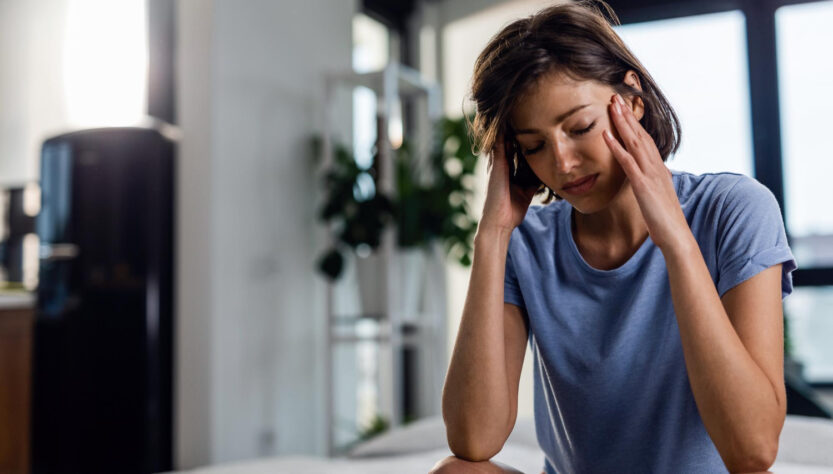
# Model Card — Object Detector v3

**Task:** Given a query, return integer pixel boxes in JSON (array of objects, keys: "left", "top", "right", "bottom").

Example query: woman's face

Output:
[{"left": 510, "top": 72, "right": 641, "bottom": 215}]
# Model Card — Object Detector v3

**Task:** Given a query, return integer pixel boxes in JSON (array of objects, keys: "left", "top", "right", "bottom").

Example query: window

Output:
[
  {"left": 775, "top": 1, "right": 833, "bottom": 385},
  {"left": 615, "top": 11, "right": 754, "bottom": 177},
  {"left": 785, "top": 287, "right": 833, "bottom": 383},
  {"left": 64, "top": 0, "right": 148, "bottom": 127},
  {"left": 581, "top": 0, "right": 833, "bottom": 389},
  {"left": 776, "top": 2, "right": 833, "bottom": 264},
  {"left": 352, "top": 13, "right": 390, "bottom": 170}
]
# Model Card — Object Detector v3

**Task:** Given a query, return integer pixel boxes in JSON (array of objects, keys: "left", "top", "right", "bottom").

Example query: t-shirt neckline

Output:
[{"left": 560, "top": 170, "right": 681, "bottom": 278}]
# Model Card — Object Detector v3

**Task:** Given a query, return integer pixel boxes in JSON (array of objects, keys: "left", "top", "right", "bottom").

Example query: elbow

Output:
[
  {"left": 442, "top": 411, "right": 507, "bottom": 462},
  {"left": 440, "top": 392, "right": 512, "bottom": 462},
  {"left": 446, "top": 432, "right": 504, "bottom": 462},
  {"left": 724, "top": 437, "right": 779, "bottom": 474}
]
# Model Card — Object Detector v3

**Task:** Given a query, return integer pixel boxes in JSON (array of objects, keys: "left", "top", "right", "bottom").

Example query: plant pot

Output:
[
  {"left": 355, "top": 252, "right": 387, "bottom": 319},
  {"left": 397, "top": 247, "right": 426, "bottom": 323}
]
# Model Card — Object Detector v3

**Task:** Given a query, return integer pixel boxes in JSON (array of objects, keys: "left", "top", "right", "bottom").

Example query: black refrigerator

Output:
[{"left": 30, "top": 127, "right": 175, "bottom": 474}]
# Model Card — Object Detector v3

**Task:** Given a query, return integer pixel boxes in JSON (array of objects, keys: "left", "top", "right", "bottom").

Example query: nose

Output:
[{"left": 547, "top": 134, "right": 580, "bottom": 174}]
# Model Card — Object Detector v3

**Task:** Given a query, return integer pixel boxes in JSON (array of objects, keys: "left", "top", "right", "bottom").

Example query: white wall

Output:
[
  {"left": 0, "top": 0, "right": 69, "bottom": 187},
  {"left": 175, "top": 0, "right": 215, "bottom": 467},
  {"left": 176, "top": 0, "right": 356, "bottom": 467}
]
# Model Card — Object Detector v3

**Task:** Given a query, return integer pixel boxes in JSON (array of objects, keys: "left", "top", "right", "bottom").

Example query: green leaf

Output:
[{"left": 317, "top": 249, "right": 344, "bottom": 280}]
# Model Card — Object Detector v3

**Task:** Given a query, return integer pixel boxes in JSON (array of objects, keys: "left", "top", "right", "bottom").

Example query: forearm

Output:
[
  {"left": 662, "top": 234, "right": 784, "bottom": 472},
  {"left": 442, "top": 227, "right": 514, "bottom": 459}
]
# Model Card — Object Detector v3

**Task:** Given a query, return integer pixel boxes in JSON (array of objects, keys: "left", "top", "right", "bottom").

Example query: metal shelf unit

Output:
[{"left": 320, "top": 62, "right": 446, "bottom": 457}]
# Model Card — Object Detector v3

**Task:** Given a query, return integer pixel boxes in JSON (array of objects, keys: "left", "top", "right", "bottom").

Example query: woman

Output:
[{"left": 431, "top": 1, "right": 797, "bottom": 473}]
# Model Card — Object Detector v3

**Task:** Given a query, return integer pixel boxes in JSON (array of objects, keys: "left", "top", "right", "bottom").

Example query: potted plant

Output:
[
  {"left": 394, "top": 117, "right": 479, "bottom": 264},
  {"left": 315, "top": 116, "right": 478, "bottom": 289},
  {"left": 316, "top": 142, "right": 394, "bottom": 281}
]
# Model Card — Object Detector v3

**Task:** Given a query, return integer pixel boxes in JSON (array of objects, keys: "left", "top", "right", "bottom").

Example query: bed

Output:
[{"left": 174, "top": 415, "right": 833, "bottom": 473}]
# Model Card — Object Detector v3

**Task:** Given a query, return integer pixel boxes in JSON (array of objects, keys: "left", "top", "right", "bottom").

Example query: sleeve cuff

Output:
[
  {"left": 504, "top": 283, "right": 526, "bottom": 309},
  {"left": 717, "top": 246, "right": 798, "bottom": 299}
]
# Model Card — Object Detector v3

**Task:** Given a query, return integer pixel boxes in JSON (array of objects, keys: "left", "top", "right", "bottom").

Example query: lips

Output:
[
  {"left": 563, "top": 174, "right": 597, "bottom": 190},
  {"left": 561, "top": 173, "right": 599, "bottom": 196}
]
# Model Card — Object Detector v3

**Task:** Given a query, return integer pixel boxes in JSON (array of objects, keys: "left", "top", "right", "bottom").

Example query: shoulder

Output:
[
  {"left": 513, "top": 201, "right": 565, "bottom": 240},
  {"left": 673, "top": 170, "right": 786, "bottom": 253},
  {"left": 507, "top": 201, "right": 566, "bottom": 256},
  {"left": 672, "top": 169, "right": 777, "bottom": 214},
  {"left": 673, "top": 169, "right": 746, "bottom": 200}
]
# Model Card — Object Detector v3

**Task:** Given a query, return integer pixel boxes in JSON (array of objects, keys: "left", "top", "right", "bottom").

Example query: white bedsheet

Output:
[
  {"left": 172, "top": 415, "right": 833, "bottom": 473},
  {"left": 175, "top": 446, "right": 833, "bottom": 474},
  {"left": 178, "top": 444, "right": 544, "bottom": 474}
]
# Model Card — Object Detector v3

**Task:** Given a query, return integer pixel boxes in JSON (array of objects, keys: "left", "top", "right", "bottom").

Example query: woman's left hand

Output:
[{"left": 602, "top": 93, "right": 691, "bottom": 252}]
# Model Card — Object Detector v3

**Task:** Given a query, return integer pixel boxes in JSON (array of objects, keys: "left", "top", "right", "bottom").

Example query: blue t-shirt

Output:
[{"left": 503, "top": 170, "right": 797, "bottom": 474}]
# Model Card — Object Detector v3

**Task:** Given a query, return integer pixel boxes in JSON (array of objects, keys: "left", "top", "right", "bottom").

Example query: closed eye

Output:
[
  {"left": 523, "top": 143, "right": 544, "bottom": 155},
  {"left": 521, "top": 120, "right": 597, "bottom": 155},
  {"left": 573, "top": 120, "right": 597, "bottom": 136}
]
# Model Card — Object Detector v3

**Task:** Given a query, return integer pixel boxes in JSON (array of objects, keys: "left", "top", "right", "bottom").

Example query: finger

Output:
[
  {"left": 603, "top": 129, "right": 642, "bottom": 184},
  {"left": 615, "top": 94, "right": 650, "bottom": 143},
  {"left": 609, "top": 96, "right": 640, "bottom": 152},
  {"left": 614, "top": 94, "right": 666, "bottom": 175},
  {"left": 490, "top": 134, "right": 508, "bottom": 169}
]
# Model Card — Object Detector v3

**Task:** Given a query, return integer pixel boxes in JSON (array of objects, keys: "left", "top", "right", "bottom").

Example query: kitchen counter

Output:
[
  {"left": 0, "top": 291, "right": 35, "bottom": 309},
  {"left": 0, "top": 292, "right": 34, "bottom": 474}
]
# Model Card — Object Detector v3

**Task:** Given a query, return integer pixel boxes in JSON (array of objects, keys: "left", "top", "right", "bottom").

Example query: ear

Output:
[{"left": 622, "top": 70, "right": 645, "bottom": 121}]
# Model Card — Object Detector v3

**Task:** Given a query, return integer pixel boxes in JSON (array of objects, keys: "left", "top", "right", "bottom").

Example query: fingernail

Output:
[
  {"left": 616, "top": 94, "right": 625, "bottom": 105},
  {"left": 612, "top": 100, "right": 620, "bottom": 114}
]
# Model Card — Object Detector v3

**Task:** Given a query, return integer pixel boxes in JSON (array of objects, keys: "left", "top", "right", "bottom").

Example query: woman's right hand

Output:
[{"left": 479, "top": 135, "right": 538, "bottom": 234}]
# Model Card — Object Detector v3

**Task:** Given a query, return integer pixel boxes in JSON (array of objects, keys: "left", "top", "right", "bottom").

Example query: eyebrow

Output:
[{"left": 514, "top": 104, "right": 591, "bottom": 135}]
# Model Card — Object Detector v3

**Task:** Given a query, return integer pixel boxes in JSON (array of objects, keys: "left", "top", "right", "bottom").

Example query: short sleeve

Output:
[
  {"left": 715, "top": 176, "right": 797, "bottom": 299},
  {"left": 504, "top": 238, "right": 526, "bottom": 309}
]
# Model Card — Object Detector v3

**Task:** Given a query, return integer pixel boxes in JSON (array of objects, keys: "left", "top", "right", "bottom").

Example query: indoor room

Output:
[{"left": 1, "top": 0, "right": 832, "bottom": 473}]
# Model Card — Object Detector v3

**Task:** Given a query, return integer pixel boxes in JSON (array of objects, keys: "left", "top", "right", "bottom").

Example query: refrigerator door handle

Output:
[{"left": 39, "top": 243, "right": 80, "bottom": 261}]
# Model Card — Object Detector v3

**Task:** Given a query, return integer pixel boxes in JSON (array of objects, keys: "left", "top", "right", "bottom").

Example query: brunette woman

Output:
[{"left": 432, "top": 2, "right": 796, "bottom": 473}]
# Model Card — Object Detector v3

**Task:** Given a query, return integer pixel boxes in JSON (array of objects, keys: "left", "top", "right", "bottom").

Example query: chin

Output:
[
  {"left": 566, "top": 187, "right": 620, "bottom": 215},
  {"left": 570, "top": 200, "right": 603, "bottom": 215}
]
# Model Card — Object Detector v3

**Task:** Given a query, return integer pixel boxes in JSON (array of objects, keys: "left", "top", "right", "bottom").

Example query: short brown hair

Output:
[{"left": 468, "top": 0, "right": 681, "bottom": 202}]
